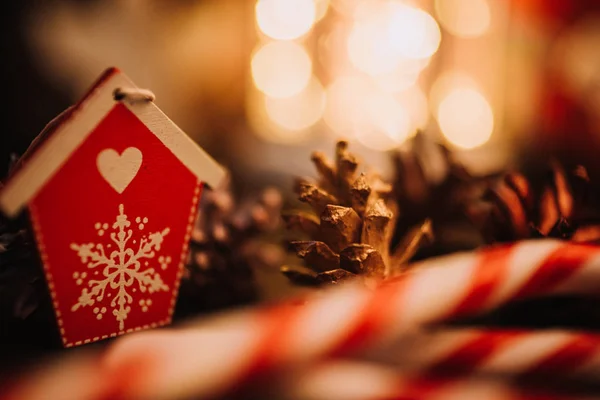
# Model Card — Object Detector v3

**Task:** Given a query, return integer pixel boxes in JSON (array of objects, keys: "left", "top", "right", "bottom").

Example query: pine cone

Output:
[
  {"left": 392, "top": 133, "right": 494, "bottom": 255},
  {"left": 282, "top": 141, "right": 433, "bottom": 287},
  {"left": 0, "top": 164, "right": 61, "bottom": 365},
  {"left": 176, "top": 177, "right": 285, "bottom": 317},
  {"left": 0, "top": 216, "right": 43, "bottom": 321},
  {"left": 468, "top": 162, "right": 600, "bottom": 243}
]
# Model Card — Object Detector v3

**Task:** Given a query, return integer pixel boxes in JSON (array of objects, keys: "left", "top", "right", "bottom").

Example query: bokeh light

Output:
[
  {"left": 330, "top": 0, "right": 363, "bottom": 18},
  {"left": 251, "top": 0, "right": 445, "bottom": 149},
  {"left": 315, "top": 0, "right": 330, "bottom": 21},
  {"left": 435, "top": 0, "right": 491, "bottom": 38},
  {"left": 388, "top": 3, "right": 441, "bottom": 60},
  {"left": 347, "top": 16, "right": 401, "bottom": 75},
  {"left": 248, "top": 89, "right": 314, "bottom": 144},
  {"left": 318, "top": 22, "right": 352, "bottom": 78},
  {"left": 324, "top": 76, "right": 414, "bottom": 150},
  {"left": 256, "top": 0, "right": 316, "bottom": 40},
  {"left": 437, "top": 88, "right": 494, "bottom": 149},
  {"left": 251, "top": 41, "right": 312, "bottom": 99},
  {"left": 347, "top": 2, "right": 440, "bottom": 76},
  {"left": 396, "top": 85, "right": 429, "bottom": 132},
  {"left": 265, "top": 77, "right": 326, "bottom": 131},
  {"left": 356, "top": 90, "right": 412, "bottom": 151},
  {"left": 552, "top": 16, "right": 600, "bottom": 109},
  {"left": 372, "top": 58, "right": 429, "bottom": 93},
  {"left": 324, "top": 76, "right": 370, "bottom": 134},
  {"left": 430, "top": 71, "right": 478, "bottom": 109}
]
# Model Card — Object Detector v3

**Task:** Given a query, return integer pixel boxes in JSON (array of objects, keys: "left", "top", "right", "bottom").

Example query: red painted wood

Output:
[{"left": 30, "top": 103, "right": 200, "bottom": 346}]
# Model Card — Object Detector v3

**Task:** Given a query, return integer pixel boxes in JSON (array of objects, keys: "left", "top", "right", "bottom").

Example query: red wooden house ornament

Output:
[{"left": 0, "top": 68, "right": 226, "bottom": 347}]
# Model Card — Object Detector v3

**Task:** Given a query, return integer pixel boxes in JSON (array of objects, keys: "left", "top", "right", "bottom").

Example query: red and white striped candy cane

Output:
[
  {"left": 4, "top": 356, "right": 596, "bottom": 400},
  {"left": 103, "top": 240, "right": 600, "bottom": 399},
  {"left": 1, "top": 353, "right": 118, "bottom": 400},
  {"left": 270, "top": 361, "right": 595, "bottom": 400},
  {"left": 368, "top": 328, "right": 600, "bottom": 381}
]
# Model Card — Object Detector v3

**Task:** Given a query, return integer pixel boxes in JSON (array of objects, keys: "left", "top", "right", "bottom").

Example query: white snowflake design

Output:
[{"left": 70, "top": 204, "right": 171, "bottom": 331}]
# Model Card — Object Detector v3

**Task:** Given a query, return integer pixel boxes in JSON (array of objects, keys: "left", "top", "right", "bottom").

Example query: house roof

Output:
[{"left": 0, "top": 67, "right": 226, "bottom": 217}]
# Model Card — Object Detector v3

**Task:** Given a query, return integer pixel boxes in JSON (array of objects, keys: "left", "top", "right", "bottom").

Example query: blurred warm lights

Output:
[
  {"left": 318, "top": 22, "right": 352, "bottom": 78},
  {"left": 347, "top": 2, "right": 440, "bottom": 76},
  {"left": 437, "top": 88, "right": 494, "bottom": 149},
  {"left": 347, "top": 18, "right": 400, "bottom": 75},
  {"left": 265, "top": 77, "right": 326, "bottom": 131},
  {"left": 373, "top": 58, "right": 429, "bottom": 93},
  {"left": 256, "top": 0, "right": 316, "bottom": 40},
  {"left": 315, "top": 0, "right": 330, "bottom": 21},
  {"left": 324, "top": 76, "right": 415, "bottom": 151},
  {"left": 435, "top": 0, "right": 491, "bottom": 38},
  {"left": 250, "top": 0, "right": 500, "bottom": 153},
  {"left": 396, "top": 85, "right": 429, "bottom": 131},
  {"left": 553, "top": 17, "right": 600, "bottom": 104},
  {"left": 248, "top": 90, "right": 314, "bottom": 144},
  {"left": 429, "top": 71, "right": 478, "bottom": 109},
  {"left": 388, "top": 4, "right": 441, "bottom": 60},
  {"left": 357, "top": 91, "right": 412, "bottom": 151},
  {"left": 251, "top": 41, "right": 312, "bottom": 98},
  {"left": 324, "top": 76, "right": 370, "bottom": 134},
  {"left": 330, "top": 0, "right": 363, "bottom": 17}
]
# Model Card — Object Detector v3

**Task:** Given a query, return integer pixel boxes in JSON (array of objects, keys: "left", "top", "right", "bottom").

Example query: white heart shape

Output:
[{"left": 96, "top": 147, "right": 143, "bottom": 194}]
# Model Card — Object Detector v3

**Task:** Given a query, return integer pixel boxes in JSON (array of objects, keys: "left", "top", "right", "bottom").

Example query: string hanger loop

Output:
[{"left": 113, "top": 87, "right": 155, "bottom": 103}]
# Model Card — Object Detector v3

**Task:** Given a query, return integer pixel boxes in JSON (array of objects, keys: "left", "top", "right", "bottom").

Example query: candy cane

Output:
[
  {"left": 5, "top": 357, "right": 596, "bottom": 400},
  {"left": 265, "top": 361, "right": 595, "bottom": 400},
  {"left": 1, "top": 353, "right": 118, "bottom": 400},
  {"left": 366, "top": 328, "right": 600, "bottom": 381},
  {"left": 103, "top": 240, "right": 600, "bottom": 399}
]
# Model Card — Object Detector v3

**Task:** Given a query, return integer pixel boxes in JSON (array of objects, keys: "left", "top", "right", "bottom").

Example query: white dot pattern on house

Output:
[
  {"left": 139, "top": 298, "right": 153, "bottom": 312},
  {"left": 93, "top": 306, "right": 107, "bottom": 320}
]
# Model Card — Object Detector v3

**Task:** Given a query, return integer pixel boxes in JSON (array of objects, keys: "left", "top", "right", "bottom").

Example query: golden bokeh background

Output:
[{"left": 2, "top": 0, "right": 600, "bottom": 185}]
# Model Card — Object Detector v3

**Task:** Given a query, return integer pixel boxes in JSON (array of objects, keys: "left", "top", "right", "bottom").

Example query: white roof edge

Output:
[
  {"left": 0, "top": 69, "right": 225, "bottom": 217},
  {"left": 124, "top": 100, "right": 226, "bottom": 190}
]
